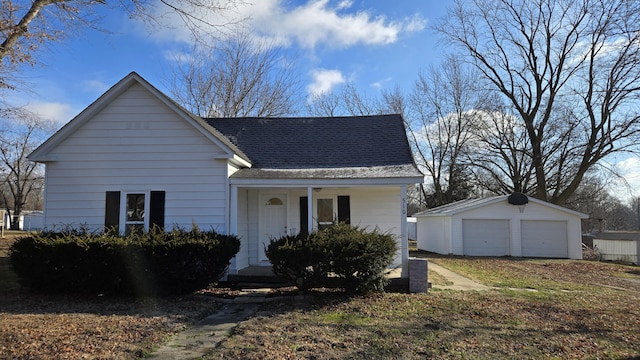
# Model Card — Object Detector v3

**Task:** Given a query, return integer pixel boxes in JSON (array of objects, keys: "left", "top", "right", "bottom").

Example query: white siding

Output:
[
  {"left": 416, "top": 216, "right": 451, "bottom": 254},
  {"left": 43, "top": 83, "right": 229, "bottom": 232},
  {"left": 593, "top": 239, "right": 638, "bottom": 264},
  {"left": 407, "top": 217, "right": 417, "bottom": 240}
]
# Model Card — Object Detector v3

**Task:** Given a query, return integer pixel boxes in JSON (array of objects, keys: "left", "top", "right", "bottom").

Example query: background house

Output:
[
  {"left": 414, "top": 194, "right": 588, "bottom": 259},
  {"left": 27, "top": 72, "right": 424, "bottom": 277}
]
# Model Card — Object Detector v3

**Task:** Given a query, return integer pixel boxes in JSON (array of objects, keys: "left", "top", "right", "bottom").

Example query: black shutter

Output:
[
  {"left": 300, "top": 196, "right": 308, "bottom": 234},
  {"left": 105, "top": 191, "right": 120, "bottom": 234},
  {"left": 150, "top": 191, "right": 166, "bottom": 231},
  {"left": 337, "top": 196, "right": 350, "bottom": 224}
]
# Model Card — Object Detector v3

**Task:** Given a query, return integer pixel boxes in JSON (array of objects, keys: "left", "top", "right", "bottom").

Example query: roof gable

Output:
[
  {"left": 414, "top": 195, "right": 588, "bottom": 218},
  {"left": 28, "top": 72, "right": 249, "bottom": 165},
  {"left": 206, "top": 115, "right": 416, "bottom": 169}
]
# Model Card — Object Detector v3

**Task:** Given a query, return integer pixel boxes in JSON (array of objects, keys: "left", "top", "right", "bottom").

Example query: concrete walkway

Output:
[
  {"left": 148, "top": 303, "right": 259, "bottom": 360},
  {"left": 427, "top": 261, "right": 492, "bottom": 291}
]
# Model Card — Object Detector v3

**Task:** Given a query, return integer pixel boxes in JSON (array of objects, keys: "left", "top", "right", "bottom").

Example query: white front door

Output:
[{"left": 259, "top": 194, "right": 287, "bottom": 262}]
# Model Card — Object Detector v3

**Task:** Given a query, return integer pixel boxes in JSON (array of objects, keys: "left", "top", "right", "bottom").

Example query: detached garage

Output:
[{"left": 414, "top": 194, "right": 588, "bottom": 259}]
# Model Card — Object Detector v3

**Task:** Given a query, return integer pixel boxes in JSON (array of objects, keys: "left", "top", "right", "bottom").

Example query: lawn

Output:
[
  {"left": 211, "top": 254, "right": 640, "bottom": 359},
  {"left": 1, "top": 233, "right": 639, "bottom": 359}
]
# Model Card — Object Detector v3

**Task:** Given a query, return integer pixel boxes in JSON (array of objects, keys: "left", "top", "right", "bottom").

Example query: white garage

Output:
[{"left": 414, "top": 194, "right": 587, "bottom": 259}]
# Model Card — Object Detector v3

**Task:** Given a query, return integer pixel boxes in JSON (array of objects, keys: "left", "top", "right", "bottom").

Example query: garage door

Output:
[
  {"left": 521, "top": 220, "right": 568, "bottom": 258},
  {"left": 462, "top": 219, "right": 510, "bottom": 256}
]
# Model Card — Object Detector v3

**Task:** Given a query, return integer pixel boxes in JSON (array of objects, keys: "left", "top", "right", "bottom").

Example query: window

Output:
[
  {"left": 104, "top": 191, "right": 165, "bottom": 234},
  {"left": 300, "top": 195, "right": 350, "bottom": 232},
  {"left": 266, "top": 197, "right": 283, "bottom": 206},
  {"left": 317, "top": 198, "right": 334, "bottom": 230},
  {"left": 125, "top": 193, "right": 145, "bottom": 235}
]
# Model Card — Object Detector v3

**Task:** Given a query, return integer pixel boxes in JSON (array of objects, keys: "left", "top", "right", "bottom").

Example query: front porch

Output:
[{"left": 229, "top": 185, "right": 411, "bottom": 278}]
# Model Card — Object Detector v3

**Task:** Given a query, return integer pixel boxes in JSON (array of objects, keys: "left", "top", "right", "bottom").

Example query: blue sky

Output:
[
  {"left": 7, "top": 0, "right": 639, "bottom": 201},
  {"left": 12, "top": 0, "right": 447, "bottom": 123}
]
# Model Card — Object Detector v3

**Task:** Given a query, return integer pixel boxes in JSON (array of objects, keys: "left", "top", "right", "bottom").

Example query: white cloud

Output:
[
  {"left": 370, "top": 77, "right": 392, "bottom": 89},
  {"left": 140, "top": 0, "right": 426, "bottom": 50},
  {"left": 82, "top": 79, "right": 110, "bottom": 95},
  {"left": 307, "top": 68, "right": 345, "bottom": 96},
  {"left": 26, "top": 101, "right": 77, "bottom": 124},
  {"left": 163, "top": 49, "right": 195, "bottom": 64}
]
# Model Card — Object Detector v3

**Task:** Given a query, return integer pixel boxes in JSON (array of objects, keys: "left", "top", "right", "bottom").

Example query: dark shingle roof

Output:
[{"left": 205, "top": 114, "right": 416, "bottom": 169}]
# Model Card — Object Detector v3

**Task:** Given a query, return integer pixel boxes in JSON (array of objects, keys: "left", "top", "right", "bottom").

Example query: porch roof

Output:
[{"left": 230, "top": 164, "right": 423, "bottom": 180}]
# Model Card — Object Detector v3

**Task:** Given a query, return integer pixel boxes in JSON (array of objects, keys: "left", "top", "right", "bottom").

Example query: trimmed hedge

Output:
[
  {"left": 9, "top": 227, "right": 240, "bottom": 296},
  {"left": 265, "top": 223, "right": 398, "bottom": 294},
  {"left": 265, "top": 232, "right": 330, "bottom": 291}
]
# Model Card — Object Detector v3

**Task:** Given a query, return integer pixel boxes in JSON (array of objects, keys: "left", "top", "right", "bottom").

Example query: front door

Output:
[{"left": 259, "top": 194, "right": 287, "bottom": 262}]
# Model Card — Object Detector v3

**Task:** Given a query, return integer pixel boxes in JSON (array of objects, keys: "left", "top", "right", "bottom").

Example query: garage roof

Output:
[{"left": 413, "top": 195, "right": 589, "bottom": 218}]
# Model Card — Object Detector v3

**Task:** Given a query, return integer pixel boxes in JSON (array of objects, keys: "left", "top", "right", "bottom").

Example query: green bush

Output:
[
  {"left": 264, "top": 232, "right": 330, "bottom": 291},
  {"left": 265, "top": 223, "right": 398, "bottom": 294},
  {"left": 9, "top": 227, "right": 240, "bottom": 296},
  {"left": 316, "top": 223, "right": 397, "bottom": 294}
]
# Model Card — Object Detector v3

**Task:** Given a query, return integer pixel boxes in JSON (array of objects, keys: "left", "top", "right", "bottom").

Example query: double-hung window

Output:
[
  {"left": 317, "top": 198, "right": 334, "bottom": 230},
  {"left": 125, "top": 193, "right": 146, "bottom": 235},
  {"left": 105, "top": 190, "right": 165, "bottom": 234},
  {"left": 300, "top": 195, "right": 350, "bottom": 233}
]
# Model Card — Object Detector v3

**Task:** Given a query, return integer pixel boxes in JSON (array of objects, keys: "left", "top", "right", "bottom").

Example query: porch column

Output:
[
  {"left": 307, "top": 186, "right": 313, "bottom": 232},
  {"left": 400, "top": 185, "right": 409, "bottom": 278},
  {"left": 228, "top": 184, "right": 238, "bottom": 275}
]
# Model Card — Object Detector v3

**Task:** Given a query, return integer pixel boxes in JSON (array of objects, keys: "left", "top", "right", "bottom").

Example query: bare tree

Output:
[
  {"left": 167, "top": 34, "right": 301, "bottom": 117},
  {"left": 0, "top": 107, "right": 54, "bottom": 229},
  {"left": 437, "top": 0, "right": 640, "bottom": 205},
  {"left": 380, "top": 86, "right": 406, "bottom": 116},
  {"left": 306, "top": 91, "right": 342, "bottom": 117},
  {"left": 341, "top": 83, "right": 382, "bottom": 116},
  {"left": 405, "top": 58, "right": 483, "bottom": 207},
  {"left": 631, "top": 196, "right": 640, "bottom": 231},
  {"left": 0, "top": 0, "right": 243, "bottom": 90},
  {"left": 566, "top": 174, "right": 635, "bottom": 231},
  {"left": 305, "top": 82, "right": 388, "bottom": 117},
  {"left": 467, "top": 104, "right": 536, "bottom": 195}
]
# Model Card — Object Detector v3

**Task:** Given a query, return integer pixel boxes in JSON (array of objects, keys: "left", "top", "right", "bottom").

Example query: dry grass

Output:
[
  {"left": 211, "top": 255, "right": 640, "bottom": 359},
  {"left": 2, "top": 234, "right": 640, "bottom": 359}
]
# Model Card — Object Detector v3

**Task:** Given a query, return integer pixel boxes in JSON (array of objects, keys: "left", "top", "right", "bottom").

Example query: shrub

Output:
[
  {"left": 9, "top": 227, "right": 240, "bottom": 296},
  {"left": 265, "top": 223, "right": 398, "bottom": 294},
  {"left": 316, "top": 223, "right": 397, "bottom": 294},
  {"left": 264, "top": 232, "right": 330, "bottom": 291}
]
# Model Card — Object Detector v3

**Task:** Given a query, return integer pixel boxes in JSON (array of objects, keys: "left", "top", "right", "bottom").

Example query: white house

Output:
[
  {"left": 414, "top": 194, "right": 588, "bottom": 259},
  {"left": 27, "top": 72, "right": 424, "bottom": 277}
]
